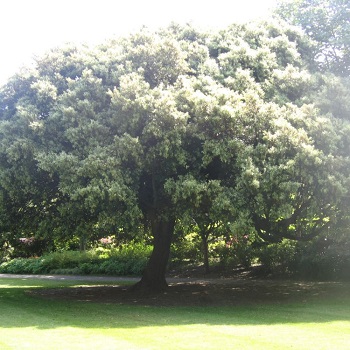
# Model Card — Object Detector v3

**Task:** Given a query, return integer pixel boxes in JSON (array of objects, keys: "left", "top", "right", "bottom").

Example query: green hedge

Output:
[{"left": 0, "top": 243, "right": 152, "bottom": 276}]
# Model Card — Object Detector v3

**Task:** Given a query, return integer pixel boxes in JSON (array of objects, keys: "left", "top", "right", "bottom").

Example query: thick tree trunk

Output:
[{"left": 131, "top": 218, "right": 175, "bottom": 293}]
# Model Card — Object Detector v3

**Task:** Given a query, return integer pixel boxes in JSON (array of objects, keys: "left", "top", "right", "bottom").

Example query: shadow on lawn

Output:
[
  {"left": 26, "top": 279, "right": 350, "bottom": 305},
  {"left": 0, "top": 278, "right": 350, "bottom": 330}
]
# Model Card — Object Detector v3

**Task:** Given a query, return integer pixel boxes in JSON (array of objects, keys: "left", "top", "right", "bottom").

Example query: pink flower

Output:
[
  {"left": 100, "top": 237, "right": 113, "bottom": 245},
  {"left": 19, "top": 237, "right": 35, "bottom": 245}
]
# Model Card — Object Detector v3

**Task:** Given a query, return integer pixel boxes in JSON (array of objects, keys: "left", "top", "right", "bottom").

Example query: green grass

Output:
[{"left": 0, "top": 277, "right": 350, "bottom": 349}]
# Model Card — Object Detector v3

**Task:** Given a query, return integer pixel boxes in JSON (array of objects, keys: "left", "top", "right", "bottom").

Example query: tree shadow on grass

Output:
[
  {"left": 26, "top": 279, "right": 350, "bottom": 306},
  {"left": 0, "top": 278, "right": 350, "bottom": 330}
]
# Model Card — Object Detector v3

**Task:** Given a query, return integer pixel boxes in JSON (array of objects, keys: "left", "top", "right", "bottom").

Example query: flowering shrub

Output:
[
  {"left": 19, "top": 237, "right": 35, "bottom": 245},
  {"left": 99, "top": 237, "right": 113, "bottom": 245},
  {"left": 98, "top": 236, "right": 116, "bottom": 246}
]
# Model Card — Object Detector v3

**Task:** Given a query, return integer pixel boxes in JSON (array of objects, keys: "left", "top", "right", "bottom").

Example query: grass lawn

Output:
[{"left": 0, "top": 276, "right": 349, "bottom": 349}]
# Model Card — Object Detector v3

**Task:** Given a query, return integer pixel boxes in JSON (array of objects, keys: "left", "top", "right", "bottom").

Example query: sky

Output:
[{"left": 0, "top": 0, "right": 278, "bottom": 86}]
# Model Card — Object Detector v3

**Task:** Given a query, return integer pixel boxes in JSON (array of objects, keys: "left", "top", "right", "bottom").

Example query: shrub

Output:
[
  {"left": 255, "top": 239, "right": 298, "bottom": 275},
  {"left": 251, "top": 235, "right": 350, "bottom": 281},
  {"left": 0, "top": 242, "right": 13, "bottom": 263},
  {"left": 0, "top": 257, "right": 45, "bottom": 274},
  {"left": 0, "top": 242, "right": 152, "bottom": 276},
  {"left": 170, "top": 234, "right": 202, "bottom": 268},
  {"left": 288, "top": 237, "right": 350, "bottom": 281},
  {"left": 213, "top": 236, "right": 254, "bottom": 269}
]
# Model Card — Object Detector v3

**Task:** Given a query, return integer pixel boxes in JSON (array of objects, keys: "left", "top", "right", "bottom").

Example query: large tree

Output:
[{"left": 0, "top": 21, "right": 348, "bottom": 291}]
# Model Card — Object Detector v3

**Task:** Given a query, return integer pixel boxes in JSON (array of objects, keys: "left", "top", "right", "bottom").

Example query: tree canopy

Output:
[
  {"left": 276, "top": 0, "right": 350, "bottom": 76},
  {"left": 0, "top": 17, "right": 349, "bottom": 290}
]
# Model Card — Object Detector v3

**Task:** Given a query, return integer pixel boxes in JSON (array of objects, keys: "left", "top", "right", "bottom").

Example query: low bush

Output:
[
  {"left": 170, "top": 234, "right": 202, "bottom": 268},
  {"left": 214, "top": 239, "right": 254, "bottom": 269},
  {"left": 288, "top": 238, "right": 350, "bottom": 281},
  {"left": 0, "top": 257, "right": 45, "bottom": 274},
  {"left": 254, "top": 239, "right": 298, "bottom": 275},
  {"left": 0, "top": 242, "right": 152, "bottom": 276},
  {"left": 251, "top": 235, "right": 350, "bottom": 281}
]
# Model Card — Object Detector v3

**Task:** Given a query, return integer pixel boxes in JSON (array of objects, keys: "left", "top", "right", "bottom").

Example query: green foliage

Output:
[
  {"left": 250, "top": 229, "right": 350, "bottom": 281},
  {"left": 276, "top": 0, "right": 350, "bottom": 76},
  {"left": 0, "top": 241, "right": 13, "bottom": 262},
  {"left": 0, "top": 20, "right": 349, "bottom": 283},
  {"left": 0, "top": 257, "right": 44, "bottom": 274},
  {"left": 289, "top": 235, "right": 350, "bottom": 280},
  {"left": 255, "top": 239, "right": 298, "bottom": 274},
  {"left": 215, "top": 238, "right": 255, "bottom": 269},
  {"left": 170, "top": 232, "right": 202, "bottom": 267},
  {"left": 0, "top": 243, "right": 152, "bottom": 276}
]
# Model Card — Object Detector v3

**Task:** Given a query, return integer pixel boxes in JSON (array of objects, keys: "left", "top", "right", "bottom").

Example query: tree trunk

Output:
[
  {"left": 79, "top": 235, "right": 87, "bottom": 252},
  {"left": 131, "top": 218, "right": 175, "bottom": 293},
  {"left": 202, "top": 234, "right": 210, "bottom": 274}
]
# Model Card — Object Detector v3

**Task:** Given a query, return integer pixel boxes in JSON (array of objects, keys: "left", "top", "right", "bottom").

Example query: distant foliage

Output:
[{"left": 276, "top": 0, "right": 350, "bottom": 76}]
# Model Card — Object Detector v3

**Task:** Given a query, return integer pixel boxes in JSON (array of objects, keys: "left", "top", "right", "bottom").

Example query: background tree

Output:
[
  {"left": 275, "top": 0, "right": 350, "bottom": 253},
  {"left": 276, "top": 0, "right": 350, "bottom": 76}
]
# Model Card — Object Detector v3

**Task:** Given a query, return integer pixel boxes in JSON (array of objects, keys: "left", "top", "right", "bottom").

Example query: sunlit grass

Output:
[{"left": 0, "top": 277, "right": 349, "bottom": 349}]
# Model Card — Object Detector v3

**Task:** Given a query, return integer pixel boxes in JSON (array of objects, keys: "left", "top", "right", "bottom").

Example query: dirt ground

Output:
[{"left": 26, "top": 276, "right": 350, "bottom": 307}]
